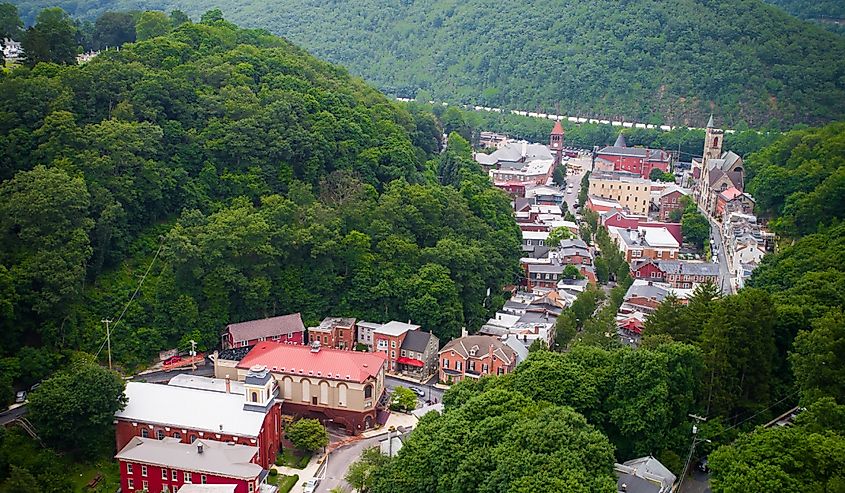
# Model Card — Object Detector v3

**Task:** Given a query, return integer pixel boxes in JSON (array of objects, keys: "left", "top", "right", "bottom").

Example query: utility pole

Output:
[
  {"left": 101, "top": 318, "right": 113, "bottom": 370},
  {"left": 678, "top": 414, "right": 710, "bottom": 491},
  {"left": 189, "top": 340, "right": 197, "bottom": 372}
]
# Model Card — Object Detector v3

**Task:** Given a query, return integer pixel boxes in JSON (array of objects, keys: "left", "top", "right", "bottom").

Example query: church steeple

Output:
[
  {"left": 614, "top": 132, "right": 627, "bottom": 148},
  {"left": 706, "top": 114, "right": 715, "bottom": 129},
  {"left": 550, "top": 120, "right": 564, "bottom": 166}
]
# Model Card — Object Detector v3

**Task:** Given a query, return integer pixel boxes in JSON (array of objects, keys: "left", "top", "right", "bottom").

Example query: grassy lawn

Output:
[
  {"left": 276, "top": 448, "right": 312, "bottom": 468},
  {"left": 269, "top": 473, "right": 299, "bottom": 493},
  {"left": 68, "top": 458, "right": 120, "bottom": 492}
]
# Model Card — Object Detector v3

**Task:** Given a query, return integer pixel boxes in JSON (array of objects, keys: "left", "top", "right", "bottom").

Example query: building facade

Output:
[
  {"left": 222, "top": 313, "right": 306, "bottom": 349},
  {"left": 236, "top": 341, "right": 387, "bottom": 434},
  {"left": 439, "top": 335, "right": 517, "bottom": 384},
  {"left": 595, "top": 133, "right": 671, "bottom": 179},
  {"left": 116, "top": 437, "right": 272, "bottom": 493},
  {"left": 608, "top": 226, "right": 680, "bottom": 262},
  {"left": 658, "top": 187, "right": 688, "bottom": 221},
  {"left": 373, "top": 321, "right": 420, "bottom": 373},
  {"left": 115, "top": 374, "right": 281, "bottom": 470},
  {"left": 308, "top": 317, "right": 356, "bottom": 350},
  {"left": 588, "top": 171, "right": 652, "bottom": 215}
]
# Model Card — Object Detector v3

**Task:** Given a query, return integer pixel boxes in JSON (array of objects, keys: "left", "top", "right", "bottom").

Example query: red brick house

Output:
[
  {"left": 372, "top": 321, "right": 421, "bottom": 373},
  {"left": 439, "top": 335, "right": 516, "bottom": 384},
  {"left": 658, "top": 187, "right": 688, "bottom": 221},
  {"left": 308, "top": 317, "right": 356, "bottom": 350},
  {"left": 493, "top": 181, "right": 527, "bottom": 197},
  {"left": 222, "top": 313, "right": 306, "bottom": 349},
  {"left": 115, "top": 372, "right": 281, "bottom": 470},
  {"left": 630, "top": 259, "right": 720, "bottom": 289},
  {"left": 603, "top": 211, "right": 683, "bottom": 245},
  {"left": 596, "top": 133, "right": 671, "bottom": 179},
  {"left": 116, "top": 437, "right": 272, "bottom": 493},
  {"left": 236, "top": 341, "right": 387, "bottom": 434}
]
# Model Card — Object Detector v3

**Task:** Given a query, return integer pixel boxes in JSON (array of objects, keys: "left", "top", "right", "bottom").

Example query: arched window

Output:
[
  {"left": 364, "top": 384, "right": 373, "bottom": 399},
  {"left": 251, "top": 391, "right": 258, "bottom": 402},
  {"left": 713, "top": 137, "right": 719, "bottom": 148}
]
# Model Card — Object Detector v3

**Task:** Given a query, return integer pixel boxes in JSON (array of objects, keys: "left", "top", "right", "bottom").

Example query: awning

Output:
[{"left": 396, "top": 357, "right": 425, "bottom": 368}]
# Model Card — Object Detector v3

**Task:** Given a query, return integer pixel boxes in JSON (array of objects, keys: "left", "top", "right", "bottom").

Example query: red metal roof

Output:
[
  {"left": 395, "top": 356, "right": 424, "bottom": 368},
  {"left": 237, "top": 342, "right": 386, "bottom": 383},
  {"left": 551, "top": 120, "right": 564, "bottom": 135}
]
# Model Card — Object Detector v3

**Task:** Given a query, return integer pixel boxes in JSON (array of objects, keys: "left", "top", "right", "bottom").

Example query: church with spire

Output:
[{"left": 692, "top": 115, "right": 746, "bottom": 217}]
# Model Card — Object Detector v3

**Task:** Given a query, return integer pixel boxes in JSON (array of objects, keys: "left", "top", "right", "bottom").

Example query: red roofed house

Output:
[
  {"left": 596, "top": 133, "right": 671, "bottom": 179},
  {"left": 115, "top": 367, "right": 281, "bottom": 470},
  {"left": 236, "top": 341, "right": 387, "bottom": 434},
  {"left": 222, "top": 313, "right": 306, "bottom": 349},
  {"left": 116, "top": 437, "right": 272, "bottom": 493},
  {"left": 715, "top": 187, "right": 755, "bottom": 219},
  {"left": 438, "top": 335, "right": 516, "bottom": 384}
]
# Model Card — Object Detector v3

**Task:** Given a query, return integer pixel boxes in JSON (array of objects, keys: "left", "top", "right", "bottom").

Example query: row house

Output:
[
  {"left": 234, "top": 341, "right": 387, "bottom": 434},
  {"left": 631, "top": 259, "right": 720, "bottom": 289},
  {"left": 116, "top": 437, "right": 274, "bottom": 493},
  {"left": 308, "top": 317, "right": 356, "bottom": 350},
  {"left": 524, "top": 185, "right": 566, "bottom": 206},
  {"left": 356, "top": 321, "right": 382, "bottom": 350},
  {"left": 715, "top": 187, "right": 755, "bottom": 220},
  {"left": 586, "top": 195, "right": 625, "bottom": 214},
  {"left": 608, "top": 226, "right": 680, "bottom": 262},
  {"left": 595, "top": 133, "right": 671, "bottom": 179},
  {"left": 439, "top": 335, "right": 517, "bottom": 384},
  {"left": 222, "top": 313, "right": 306, "bottom": 349},
  {"left": 115, "top": 368, "right": 281, "bottom": 470}
]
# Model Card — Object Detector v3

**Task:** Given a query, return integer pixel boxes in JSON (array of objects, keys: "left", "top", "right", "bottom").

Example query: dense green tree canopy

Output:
[
  {"left": 285, "top": 418, "right": 328, "bottom": 452},
  {"left": 11, "top": 0, "right": 845, "bottom": 126}
]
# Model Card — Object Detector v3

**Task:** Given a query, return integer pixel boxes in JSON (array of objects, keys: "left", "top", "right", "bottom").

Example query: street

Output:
[
  {"left": 562, "top": 155, "right": 593, "bottom": 213},
  {"left": 705, "top": 214, "right": 734, "bottom": 294},
  {"left": 314, "top": 434, "right": 384, "bottom": 492},
  {"left": 0, "top": 404, "right": 27, "bottom": 426},
  {"left": 384, "top": 375, "right": 444, "bottom": 406}
]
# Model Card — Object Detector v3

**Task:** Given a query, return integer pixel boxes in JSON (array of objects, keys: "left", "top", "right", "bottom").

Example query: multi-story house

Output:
[
  {"left": 356, "top": 321, "right": 382, "bottom": 350},
  {"left": 115, "top": 367, "right": 281, "bottom": 469},
  {"left": 235, "top": 341, "right": 387, "bottom": 434},
  {"left": 398, "top": 330, "right": 440, "bottom": 380},
  {"left": 438, "top": 335, "right": 517, "bottom": 384},
  {"left": 221, "top": 313, "right": 306, "bottom": 349},
  {"left": 657, "top": 186, "right": 688, "bottom": 221},
  {"left": 308, "top": 317, "right": 356, "bottom": 350},
  {"left": 608, "top": 226, "right": 679, "bottom": 262},
  {"left": 373, "top": 321, "right": 420, "bottom": 373},
  {"left": 116, "top": 437, "right": 274, "bottom": 493}
]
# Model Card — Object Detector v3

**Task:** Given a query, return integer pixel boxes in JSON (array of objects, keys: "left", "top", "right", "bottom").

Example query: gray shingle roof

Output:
[
  {"left": 400, "top": 330, "right": 436, "bottom": 353},
  {"left": 115, "top": 437, "right": 261, "bottom": 479},
  {"left": 226, "top": 313, "right": 305, "bottom": 341}
]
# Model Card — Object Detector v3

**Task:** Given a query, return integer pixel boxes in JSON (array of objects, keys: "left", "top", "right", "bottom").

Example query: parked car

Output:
[
  {"left": 14, "top": 391, "right": 26, "bottom": 403},
  {"left": 408, "top": 386, "right": 425, "bottom": 398},
  {"left": 302, "top": 478, "right": 319, "bottom": 493},
  {"left": 163, "top": 355, "right": 182, "bottom": 367}
]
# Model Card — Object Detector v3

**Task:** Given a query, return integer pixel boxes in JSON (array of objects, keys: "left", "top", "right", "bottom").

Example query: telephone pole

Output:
[
  {"left": 678, "top": 414, "right": 710, "bottom": 491},
  {"left": 101, "top": 318, "right": 113, "bottom": 370},
  {"left": 189, "top": 340, "right": 197, "bottom": 372}
]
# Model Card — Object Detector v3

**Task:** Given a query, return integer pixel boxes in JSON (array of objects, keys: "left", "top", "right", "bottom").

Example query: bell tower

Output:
[
  {"left": 550, "top": 119, "right": 564, "bottom": 166},
  {"left": 703, "top": 114, "right": 724, "bottom": 162}
]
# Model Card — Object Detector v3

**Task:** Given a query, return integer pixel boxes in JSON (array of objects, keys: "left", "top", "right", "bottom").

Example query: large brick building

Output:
[
  {"left": 588, "top": 171, "right": 653, "bottom": 215},
  {"left": 235, "top": 341, "right": 387, "bottom": 434},
  {"left": 595, "top": 133, "right": 671, "bottom": 179},
  {"left": 630, "top": 259, "right": 720, "bottom": 289},
  {"left": 438, "top": 335, "right": 517, "bottom": 384},
  {"left": 115, "top": 370, "right": 281, "bottom": 470},
  {"left": 116, "top": 437, "right": 273, "bottom": 493},
  {"left": 222, "top": 313, "right": 306, "bottom": 349}
]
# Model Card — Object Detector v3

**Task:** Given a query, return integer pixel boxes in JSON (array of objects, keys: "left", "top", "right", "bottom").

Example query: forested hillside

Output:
[
  {"left": 763, "top": 0, "right": 845, "bottom": 33},
  {"left": 10, "top": 0, "right": 845, "bottom": 127},
  {"left": 0, "top": 11, "right": 520, "bottom": 399}
]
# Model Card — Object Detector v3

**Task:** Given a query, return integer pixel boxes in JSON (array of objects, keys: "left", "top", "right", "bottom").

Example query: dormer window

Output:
[{"left": 469, "top": 346, "right": 478, "bottom": 357}]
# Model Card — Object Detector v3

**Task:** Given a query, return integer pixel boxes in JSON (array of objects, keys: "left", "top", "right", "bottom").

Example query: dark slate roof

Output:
[
  {"left": 401, "top": 330, "right": 435, "bottom": 353},
  {"left": 617, "top": 473, "right": 662, "bottom": 493},
  {"left": 707, "top": 114, "right": 715, "bottom": 128},
  {"left": 514, "top": 197, "right": 534, "bottom": 212},
  {"left": 226, "top": 313, "right": 305, "bottom": 341},
  {"left": 217, "top": 345, "right": 253, "bottom": 362},
  {"left": 596, "top": 146, "right": 670, "bottom": 162},
  {"left": 614, "top": 133, "right": 627, "bottom": 147}
]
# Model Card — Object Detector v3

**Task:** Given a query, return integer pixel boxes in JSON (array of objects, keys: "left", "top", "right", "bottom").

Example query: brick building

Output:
[
  {"left": 631, "top": 259, "right": 720, "bottom": 289},
  {"left": 115, "top": 370, "right": 281, "bottom": 470},
  {"left": 657, "top": 186, "right": 689, "bottom": 221},
  {"left": 595, "top": 133, "right": 671, "bottom": 179},
  {"left": 607, "top": 226, "right": 680, "bottom": 262},
  {"left": 222, "top": 313, "right": 306, "bottom": 349},
  {"left": 372, "top": 321, "right": 420, "bottom": 373},
  {"left": 438, "top": 335, "right": 517, "bottom": 384},
  {"left": 116, "top": 437, "right": 273, "bottom": 493},
  {"left": 235, "top": 341, "right": 387, "bottom": 434},
  {"left": 308, "top": 317, "right": 356, "bottom": 350}
]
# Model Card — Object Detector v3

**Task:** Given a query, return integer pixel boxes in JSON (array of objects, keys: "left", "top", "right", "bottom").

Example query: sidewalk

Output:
[{"left": 274, "top": 454, "right": 323, "bottom": 493}]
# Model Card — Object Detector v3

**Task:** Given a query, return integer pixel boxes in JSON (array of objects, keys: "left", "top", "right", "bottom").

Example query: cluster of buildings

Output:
[{"left": 594, "top": 133, "right": 672, "bottom": 179}]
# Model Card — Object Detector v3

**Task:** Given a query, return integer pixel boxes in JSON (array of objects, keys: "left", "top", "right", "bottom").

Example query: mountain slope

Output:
[
  {"left": 11, "top": 0, "right": 845, "bottom": 127},
  {"left": 763, "top": 0, "right": 845, "bottom": 33}
]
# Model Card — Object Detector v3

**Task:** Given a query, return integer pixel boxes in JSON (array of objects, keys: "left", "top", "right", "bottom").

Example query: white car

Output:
[{"left": 303, "top": 478, "right": 319, "bottom": 493}]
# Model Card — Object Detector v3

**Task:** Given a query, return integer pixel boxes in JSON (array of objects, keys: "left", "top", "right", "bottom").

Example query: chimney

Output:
[
  {"left": 197, "top": 443, "right": 204, "bottom": 454},
  {"left": 489, "top": 344, "right": 494, "bottom": 361},
  {"left": 225, "top": 377, "right": 231, "bottom": 394},
  {"left": 461, "top": 326, "right": 468, "bottom": 338},
  {"left": 521, "top": 141, "right": 528, "bottom": 161}
]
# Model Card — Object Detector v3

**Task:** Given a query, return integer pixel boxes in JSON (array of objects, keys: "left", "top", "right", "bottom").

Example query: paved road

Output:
[
  {"left": 384, "top": 375, "right": 444, "bottom": 406},
  {"left": 315, "top": 434, "right": 384, "bottom": 493},
  {"left": 563, "top": 155, "right": 592, "bottom": 214},
  {"left": 706, "top": 214, "right": 734, "bottom": 294},
  {"left": 0, "top": 404, "right": 27, "bottom": 426},
  {"left": 679, "top": 469, "right": 712, "bottom": 493}
]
